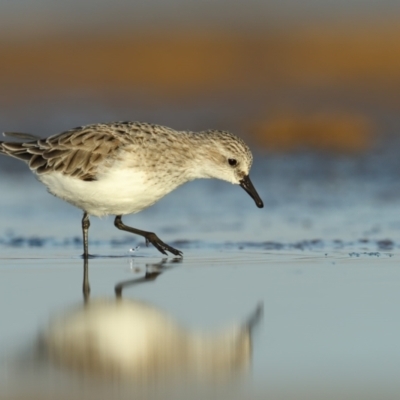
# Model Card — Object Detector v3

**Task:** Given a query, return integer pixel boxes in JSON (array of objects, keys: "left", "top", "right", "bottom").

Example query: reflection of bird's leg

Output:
[
  {"left": 81, "top": 212, "right": 90, "bottom": 258},
  {"left": 83, "top": 257, "right": 90, "bottom": 303},
  {"left": 114, "top": 268, "right": 163, "bottom": 298},
  {"left": 115, "top": 258, "right": 182, "bottom": 297}
]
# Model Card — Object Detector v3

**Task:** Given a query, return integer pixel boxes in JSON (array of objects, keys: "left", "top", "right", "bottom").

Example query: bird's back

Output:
[{"left": 0, "top": 122, "right": 180, "bottom": 181}]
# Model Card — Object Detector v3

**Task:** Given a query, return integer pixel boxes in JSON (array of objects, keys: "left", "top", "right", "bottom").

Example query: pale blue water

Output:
[{"left": 1, "top": 147, "right": 400, "bottom": 398}]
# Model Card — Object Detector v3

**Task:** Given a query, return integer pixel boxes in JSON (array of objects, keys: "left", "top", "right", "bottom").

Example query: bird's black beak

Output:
[{"left": 239, "top": 175, "right": 264, "bottom": 208}]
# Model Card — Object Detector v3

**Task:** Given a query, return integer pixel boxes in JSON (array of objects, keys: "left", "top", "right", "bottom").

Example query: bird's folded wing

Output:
[{"left": 0, "top": 126, "right": 122, "bottom": 181}]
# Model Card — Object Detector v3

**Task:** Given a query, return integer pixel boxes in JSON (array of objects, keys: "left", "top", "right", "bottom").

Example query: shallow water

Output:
[{"left": 1, "top": 152, "right": 400, "bottom": 399}]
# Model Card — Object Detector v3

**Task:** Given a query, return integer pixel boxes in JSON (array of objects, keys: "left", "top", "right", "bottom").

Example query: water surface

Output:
[{"left": 1, "top": 150, "right": 400, "bottom": 399}]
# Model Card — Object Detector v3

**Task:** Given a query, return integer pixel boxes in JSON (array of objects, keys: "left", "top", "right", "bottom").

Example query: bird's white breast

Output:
[{"left": 38, "top": 166, "right": 172, "bottom": 217}]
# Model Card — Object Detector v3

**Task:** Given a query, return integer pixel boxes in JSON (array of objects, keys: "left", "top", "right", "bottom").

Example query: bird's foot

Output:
[{"left": 145, "top": 233, "right": 183, "bottom": 257}]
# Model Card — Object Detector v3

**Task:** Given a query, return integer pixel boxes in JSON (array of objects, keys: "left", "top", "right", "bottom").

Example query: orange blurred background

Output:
[{"left": 1, "top": 1, "right": 399, "bottom": 154}]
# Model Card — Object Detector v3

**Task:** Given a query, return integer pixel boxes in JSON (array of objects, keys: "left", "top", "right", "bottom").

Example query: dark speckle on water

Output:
[
  {"left": 27, "top": 237, "right": 45, "bottom": 247},
  {"left": 0, "top": 234, "right": 398, "bottom": 256},
  {"left": 263, "top": 241, "right": 285, "bottom": 250},
  {"left": 377, "top": 239, "right": 394, "bottom": 251},
  {"left": 72, "top": 236, "right": 82, "bottom": 245},
  {"left": 9, "top": 237, "right": 25, "bottom": 247}
]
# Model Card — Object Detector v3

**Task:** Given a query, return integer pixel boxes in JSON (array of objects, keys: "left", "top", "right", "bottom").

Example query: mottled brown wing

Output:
[{"left": 0, "top": 126, "right": 122, "bottom": 181}]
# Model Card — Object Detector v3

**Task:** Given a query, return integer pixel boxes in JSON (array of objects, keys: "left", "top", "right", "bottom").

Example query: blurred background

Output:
[{"left": 0, "top": 0, "right": 399, "bottom": 165}]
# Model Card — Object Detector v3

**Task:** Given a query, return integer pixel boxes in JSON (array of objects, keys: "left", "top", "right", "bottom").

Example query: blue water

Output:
[{"left": 1, "top": 146, "right": 400, "bottom": 398}]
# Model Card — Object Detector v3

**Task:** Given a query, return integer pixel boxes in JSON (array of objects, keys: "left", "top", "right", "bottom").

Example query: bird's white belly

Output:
[{"left": 38, "top": 168, "right": 169, "bottom": 217}]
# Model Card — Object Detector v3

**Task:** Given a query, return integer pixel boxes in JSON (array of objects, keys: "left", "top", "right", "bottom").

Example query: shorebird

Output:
[{"left": 0, "top": 122, "right": 263, "bottom": 257}]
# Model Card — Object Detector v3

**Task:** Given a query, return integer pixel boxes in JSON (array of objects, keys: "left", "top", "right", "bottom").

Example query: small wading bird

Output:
[{"left": 0, "top": 122, "right": 263, "bottom": 257}]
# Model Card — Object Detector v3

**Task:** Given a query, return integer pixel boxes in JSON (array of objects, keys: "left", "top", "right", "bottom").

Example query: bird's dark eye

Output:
[{"left": 228, "top": 158, "right": 237, "bottom": 166}]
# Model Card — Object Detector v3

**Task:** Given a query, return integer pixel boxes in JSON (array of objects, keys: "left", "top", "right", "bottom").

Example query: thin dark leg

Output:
[
  {"left": 82, "top": 257, "right": 90, "bottom": 303},
  {"left": 81, "top": 212, "right": 90, "bottom": 258},
  {"left": 114, "top": 215, "right": 183, "bottom": 257}
]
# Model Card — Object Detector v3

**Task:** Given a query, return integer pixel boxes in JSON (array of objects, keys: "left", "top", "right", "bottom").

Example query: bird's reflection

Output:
[
  {"left": 42, "top": 257, "right": 262, "bottom": 384},
  {"left": 82, "top": 256, "right": 180, "bottom": 302}
]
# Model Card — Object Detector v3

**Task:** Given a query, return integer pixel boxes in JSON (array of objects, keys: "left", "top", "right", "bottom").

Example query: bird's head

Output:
[{"left": 196, "top": 130, "right": 264, "bottom": 208}]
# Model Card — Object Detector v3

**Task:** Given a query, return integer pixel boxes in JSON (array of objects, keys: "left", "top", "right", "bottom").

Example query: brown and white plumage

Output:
[{"left": 0, "top": 121, "right": 263, "bottom": 257}]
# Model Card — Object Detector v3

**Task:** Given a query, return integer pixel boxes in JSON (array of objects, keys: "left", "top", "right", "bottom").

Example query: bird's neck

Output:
[{"left": 184, "top": 132, "right": 221, "bottom": 181}]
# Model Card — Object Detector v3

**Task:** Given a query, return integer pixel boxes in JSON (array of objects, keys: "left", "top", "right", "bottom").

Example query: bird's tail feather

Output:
[
  {"left": 0, "top": 132, "right": 41, "bottom": 161},
  {"left": 2, "top": 132, "right": 41, "bottom": 140}
]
